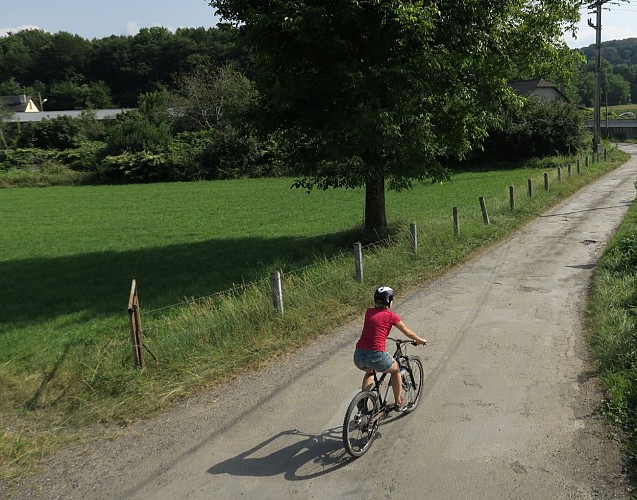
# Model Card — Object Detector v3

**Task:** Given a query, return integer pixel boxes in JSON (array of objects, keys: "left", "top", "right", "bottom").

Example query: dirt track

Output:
[{"left": 5, "top": 145, "right": 637, "bottom": 499}]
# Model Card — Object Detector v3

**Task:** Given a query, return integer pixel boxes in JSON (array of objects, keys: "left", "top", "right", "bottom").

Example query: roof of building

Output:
[
  {"left": 11, "top": 109, "right": 133, "bottom": 122},
  {"left": 0, "top": 94, "right": 40, "bottom": 112},
  {"left": 508, "top": 78, "right": 569, "bottom": 102}
]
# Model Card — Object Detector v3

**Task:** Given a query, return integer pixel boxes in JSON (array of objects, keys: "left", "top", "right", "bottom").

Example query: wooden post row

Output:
[{"left": 127, "top": 279, "right": 145, "bottom": 368}]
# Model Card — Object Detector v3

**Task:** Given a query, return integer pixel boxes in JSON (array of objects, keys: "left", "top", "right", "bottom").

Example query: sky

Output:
[{"left": 1, "top": 0, "right": 636, "bottom": 49}]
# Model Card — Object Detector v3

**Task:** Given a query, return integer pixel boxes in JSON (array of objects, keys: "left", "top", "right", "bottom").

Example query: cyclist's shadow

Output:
[{"left": 207, "top": 427, "right": 350, "bottom": 480}]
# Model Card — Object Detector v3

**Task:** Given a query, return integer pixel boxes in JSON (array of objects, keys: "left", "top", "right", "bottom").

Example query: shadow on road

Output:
[{"left": 207, "top": 427, "right": 351, "bottom": 480}]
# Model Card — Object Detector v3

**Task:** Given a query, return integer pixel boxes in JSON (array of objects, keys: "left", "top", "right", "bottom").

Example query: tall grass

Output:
[
  {"left": 588, "top": 198, "right": 637, "bottom": 479},
  {"left": 0, "top": 146, "right": 629, "bottom": 482}
]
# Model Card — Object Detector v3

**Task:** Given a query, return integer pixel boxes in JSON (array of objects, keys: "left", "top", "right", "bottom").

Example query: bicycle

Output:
[{"left": 342, "top": 337, "right": 425, "bottom": 458}]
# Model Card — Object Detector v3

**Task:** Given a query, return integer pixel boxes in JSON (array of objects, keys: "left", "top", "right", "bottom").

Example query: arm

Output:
[{"left": 394, "top": 321, "right": 427, "bottom": 345}]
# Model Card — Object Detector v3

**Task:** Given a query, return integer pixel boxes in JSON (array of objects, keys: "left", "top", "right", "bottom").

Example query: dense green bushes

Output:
[
  {"left": 0, "top": 92, "right": 592, "bottom": 186},
  {"left": 479, "top": 98, "right": 590, "bottom": 160}
]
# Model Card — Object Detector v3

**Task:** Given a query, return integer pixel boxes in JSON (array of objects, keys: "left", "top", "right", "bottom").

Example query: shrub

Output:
[
  {"left": 0, "top": 148, "right": 58, "bottom": 171},
  {"left": 480, "top": 98, "right": 590, "bottom": 160},
  {"left": 104, "top": 111, "right": 172, "bottom": 156},
  {"left": 18, "top": 116, "right": 84, "bottom": 150},
  {"left": 56, "top": 141, "right": 106, "bottom": 171},
  {"left": 101, "top": 151, "right": 174, "bottom": 182}
]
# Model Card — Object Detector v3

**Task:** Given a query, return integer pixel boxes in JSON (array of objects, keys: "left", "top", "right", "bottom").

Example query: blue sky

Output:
[
  {"left": 1, "top": 0, "right": 636, "bottom": 49},
  {"left": 0, "top": 0, "right": 221, "bottom": 40}
]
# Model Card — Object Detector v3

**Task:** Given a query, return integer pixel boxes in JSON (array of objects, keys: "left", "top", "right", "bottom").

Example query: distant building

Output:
[
  {"left": 13, "top": 109, "right": 133, "bottom": 122},
  {"left": 0, "top": 94, "right": 41, "bottom": 112},
  {"left": 508, "top": 78, "right": 570, "bottom": 103}
]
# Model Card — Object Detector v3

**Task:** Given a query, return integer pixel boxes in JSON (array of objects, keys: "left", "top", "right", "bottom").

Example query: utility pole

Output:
[
  {"left": 587, "top": 1, "right": 605, "bottom": 155},
  {"left": 586, "top": 0, "right": 629, "bottom": 154}
]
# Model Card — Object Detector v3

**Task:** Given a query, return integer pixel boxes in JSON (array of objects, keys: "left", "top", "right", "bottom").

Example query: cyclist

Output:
[{"left": 353, "top": 286, "right": 427, "bottom": 410}]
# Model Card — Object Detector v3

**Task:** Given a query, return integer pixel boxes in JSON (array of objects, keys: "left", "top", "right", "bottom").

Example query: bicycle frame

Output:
[{"left": 367, "top": 338, "right": 415, "bottom": 419}]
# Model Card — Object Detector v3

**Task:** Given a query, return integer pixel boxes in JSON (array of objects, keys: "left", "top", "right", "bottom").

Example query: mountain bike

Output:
[{"left": 342, "top": 338, "right": 425, "bottom": 458}]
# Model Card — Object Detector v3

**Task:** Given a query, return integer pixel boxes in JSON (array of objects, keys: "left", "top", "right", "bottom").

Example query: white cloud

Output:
[
  {"left": 0, "top": 24, "right": 45, "bottom": 37},
  {"left": 602, "top": 25, "right": 637, "bottom": 43},
  {"left": 126, "top": 21, "right": 140, "bottom": 36}
]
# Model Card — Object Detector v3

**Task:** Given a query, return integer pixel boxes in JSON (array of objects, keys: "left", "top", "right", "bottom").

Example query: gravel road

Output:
[{"left": 5, "top": 145, "right": 637, "bottom": 499}]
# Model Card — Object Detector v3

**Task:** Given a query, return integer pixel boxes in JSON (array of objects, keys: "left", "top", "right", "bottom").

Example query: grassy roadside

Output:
[
  {"left": 0, "top": 146, "right": 631, "bottom": 483},
  {"left": 588, "top": 188, "right": 637, "bottom": 481}
]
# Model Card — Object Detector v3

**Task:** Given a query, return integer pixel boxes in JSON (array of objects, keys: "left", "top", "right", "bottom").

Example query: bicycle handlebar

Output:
[{"left": 387, "top": 337, "right": 419, "bottom": 346}]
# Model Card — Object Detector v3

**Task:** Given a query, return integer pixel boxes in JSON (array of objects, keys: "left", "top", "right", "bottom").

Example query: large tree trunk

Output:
[{"left": 364, "top": 167, "right": 387, "bottom": 232}]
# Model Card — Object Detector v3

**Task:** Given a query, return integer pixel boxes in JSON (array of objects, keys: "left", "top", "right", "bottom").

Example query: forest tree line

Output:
[{"left": 1, "top": 29, "right": 635, "bottom": 110}]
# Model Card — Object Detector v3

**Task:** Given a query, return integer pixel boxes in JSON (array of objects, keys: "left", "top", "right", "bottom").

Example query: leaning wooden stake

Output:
[{"left": 127, "top": 279, "right": 145, "bottom": 368}]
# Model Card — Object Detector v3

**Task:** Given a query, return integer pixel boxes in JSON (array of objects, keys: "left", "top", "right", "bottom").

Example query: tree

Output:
[
  {"left": 209, "top": 0, "right": 581, "bottom": 231},
  {"left": 606, "top": 73, "right": 631, "bottom": 105},
  {"left": 0, "top": 101, "right": 14, "bottom": 149},
  {"left": 167, "top": 63, "right": 257, "bottom": 132}
]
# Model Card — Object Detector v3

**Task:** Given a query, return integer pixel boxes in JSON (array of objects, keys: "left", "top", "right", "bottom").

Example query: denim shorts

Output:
[{"left": 354, "top": 349, "right": 394, "bottom": 372}]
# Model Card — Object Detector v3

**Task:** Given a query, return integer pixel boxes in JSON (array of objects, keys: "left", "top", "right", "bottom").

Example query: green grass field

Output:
[{"left": 0, "top": 148, "right": 630, "bottom": 481}]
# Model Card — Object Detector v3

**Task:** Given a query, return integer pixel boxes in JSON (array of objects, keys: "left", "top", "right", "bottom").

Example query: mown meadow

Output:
[{"left": 0, "top": 147, "right": 630, "bottom": 481}]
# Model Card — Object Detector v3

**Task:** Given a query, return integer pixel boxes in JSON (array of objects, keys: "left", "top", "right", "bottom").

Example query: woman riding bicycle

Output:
[{"left": 353, "top": 286, "right": 427, "bottom": 410}]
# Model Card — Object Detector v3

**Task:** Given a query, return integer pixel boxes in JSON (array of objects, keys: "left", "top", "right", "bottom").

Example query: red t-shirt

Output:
[{"left": 355, "top": 308, "right": 401, "bottom": 352}]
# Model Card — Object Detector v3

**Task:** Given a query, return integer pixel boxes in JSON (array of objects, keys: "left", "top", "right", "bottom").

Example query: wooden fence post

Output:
[
  {"left": 527, "top": 178, "right": 533, "bottom": 198},
  {"left": 604, "top": 149, "right": 608, "bottom": 162},
  {"left": 353, "top": 242, "right": 364, "bottom": 283},
  {"left": 410, "top": 223, "right": 418, "bottom": 254},
  {"left": 567, "top": 163, "right": 572, "bottom": 177},
  {"left": 453, "top": 207, "right": 460, "bottom": 236},
  {"left": 585, "top": 156, "right": 589, "bottom": 167},
  {"left": 509, "top": 186, "right": 515, "bottom": 210},
  {"left": 544, "top": 172, "right": 549, "bottom": 192},
  {"left": 270, "top": 270, "right": 284, "bottom": 315},
  {"left": 127, "top": 279, "right": 145, "bottom": 368},
  {"left": 557, "top": 167, "right": 562, "bottom": 183},
  {"left": 479, "top": 197, "right": 490, "bottom": 225},
  {"left": 577, "top": 158, "right": 581, "bottom": 174}
]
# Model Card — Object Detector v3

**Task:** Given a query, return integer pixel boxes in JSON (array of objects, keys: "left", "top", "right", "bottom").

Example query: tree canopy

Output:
[{"left": 209, "top": 0, "right": 581, "bottom": 231}]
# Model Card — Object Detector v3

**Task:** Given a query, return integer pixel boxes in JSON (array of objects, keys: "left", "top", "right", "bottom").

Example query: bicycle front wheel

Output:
[
  {"left": 342, "top": 391, "right": 380, "bottom": 458},
  {"left": 402, "top": 356, "right": 424, "bottom": 413}
]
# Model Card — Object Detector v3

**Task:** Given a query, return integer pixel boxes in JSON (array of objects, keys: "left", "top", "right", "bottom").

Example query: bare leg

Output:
[
  {"left": 362, "top": 371, "right": 375, "bottom": 391},
  {"left": 384, "top": 360, "right": 402, "bottom": 407},
  {"left": 391, "top": 372, "right": 403, "bottom": 407}
]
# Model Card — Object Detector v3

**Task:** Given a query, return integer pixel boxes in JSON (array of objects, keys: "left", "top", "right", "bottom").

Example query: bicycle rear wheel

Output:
[
  {"left": 342, "top": 391, "right": 380, "bottom": 458},
  {"left": 402, "top": 356, "right": 424, "bottom": 413}
]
